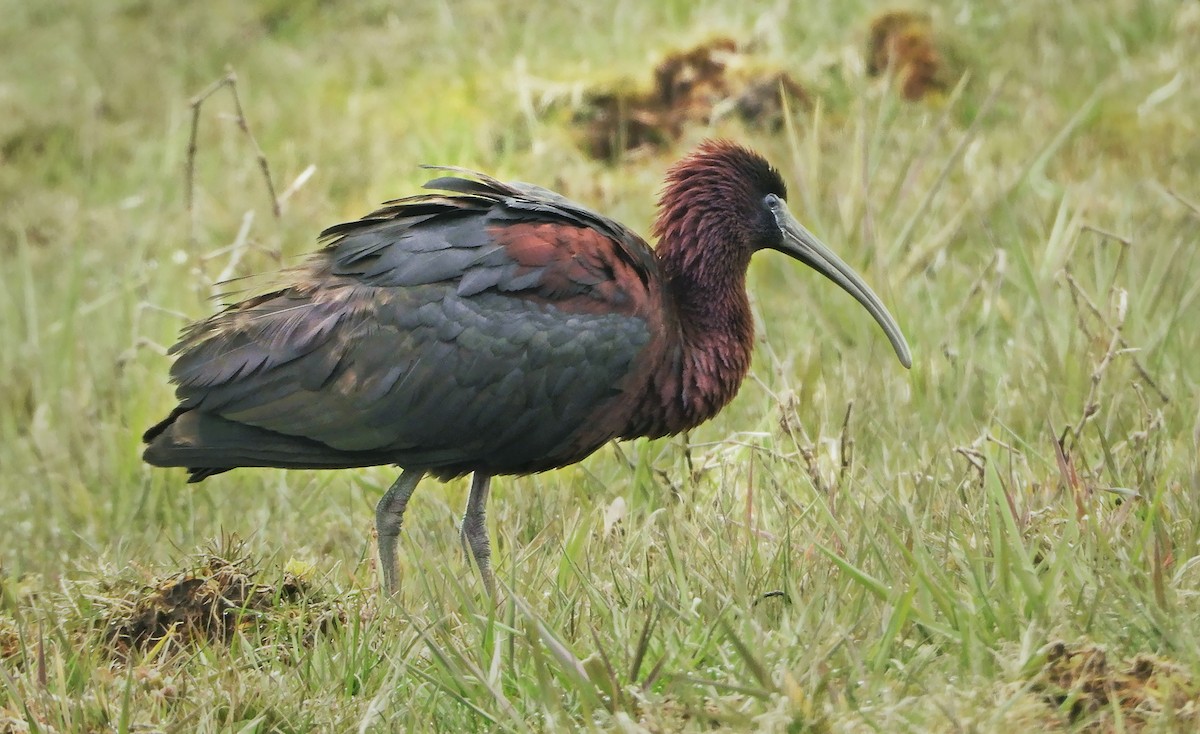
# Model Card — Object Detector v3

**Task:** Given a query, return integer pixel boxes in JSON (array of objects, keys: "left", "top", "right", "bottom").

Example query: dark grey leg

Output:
[
  {"left": 375, "top": 470, "right": 424, "bottom": 594},
  {"left": 460, "top": 473, "right": 496, "bottom": 599}
]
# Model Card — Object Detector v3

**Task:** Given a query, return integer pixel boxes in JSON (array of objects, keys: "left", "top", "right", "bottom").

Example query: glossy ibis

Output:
[{"left": 144, "top": 139, "right": 912, "bottom": 598}]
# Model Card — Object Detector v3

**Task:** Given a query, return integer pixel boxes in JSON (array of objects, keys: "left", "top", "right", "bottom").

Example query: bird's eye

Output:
[{"left": 763, "top": 194, "right": 782, "bottom": 210}]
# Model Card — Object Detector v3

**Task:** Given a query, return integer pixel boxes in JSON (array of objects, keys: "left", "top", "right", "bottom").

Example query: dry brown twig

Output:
[
  {"left": 1079, "top": 223, "right": 1133, "bottom": 247},
  {"left": 1050, "top": 424, "right": 1089, "bottom": 522},
  {"left": 1063, "top": 270, "right": 1169, "bottom": 405},
  {"left": 838, "top": 401, "right": 855, "bottom": 487},
  {"left": 799, "top": 445, "right": 828, "bottom": 496},
  {"left": 1062, "top": 260, "right": 1125, "bottom": 455},
  {"left": 954, "top": 445, "right": 985, "bottom": 475},
  {"left": 1074, "top": 328, "right": 1120, "bottom": 444},
  {"left": 1166, "top": 187, "right": 1200, "bottom": 220},
  {"left": 185, "top": 68, "right": 281, "bottom": 244}
]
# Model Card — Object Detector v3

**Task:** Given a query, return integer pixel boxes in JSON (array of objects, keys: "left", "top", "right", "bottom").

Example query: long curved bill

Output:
[{"left": 773, "top": 205, "right": 912, "bottom": 368}]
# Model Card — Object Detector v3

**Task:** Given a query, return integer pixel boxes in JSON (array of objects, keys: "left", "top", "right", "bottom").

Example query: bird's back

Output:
[{"left": 144, "top": 171, "right": 672, "bottom": 481}]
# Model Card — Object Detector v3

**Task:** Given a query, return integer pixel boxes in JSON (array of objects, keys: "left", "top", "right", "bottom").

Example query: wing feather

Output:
[{"left": 152, "top": 168, "right": 664, "bottom": 476}]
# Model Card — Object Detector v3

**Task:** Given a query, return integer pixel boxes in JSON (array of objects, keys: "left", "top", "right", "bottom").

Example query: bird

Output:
[{"left": 143, "top": 139, "right": 912, "bottom": 598}]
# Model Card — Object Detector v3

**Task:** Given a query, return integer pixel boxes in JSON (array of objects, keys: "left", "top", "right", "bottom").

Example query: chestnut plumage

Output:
[{"left": 144, "top": 139, "right": 911, "bottom": 597}]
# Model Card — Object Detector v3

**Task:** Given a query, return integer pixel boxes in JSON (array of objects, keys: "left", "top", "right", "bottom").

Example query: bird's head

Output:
[{"left": 655, "top": 139, "right": 912, "bottom": 369}]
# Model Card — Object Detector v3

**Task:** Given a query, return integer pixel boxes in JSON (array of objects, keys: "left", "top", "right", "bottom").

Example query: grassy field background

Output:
[{"left": 3, "top": 0, "right": 1199, "bottom": 731}]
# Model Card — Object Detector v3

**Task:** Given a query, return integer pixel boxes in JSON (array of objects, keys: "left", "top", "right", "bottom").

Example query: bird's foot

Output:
[
  {"left": 375, "top": 470, "right": 423, "bottom": 596},
  {"left": 460, "top": 518, "right": 497, "bottom": 601}
]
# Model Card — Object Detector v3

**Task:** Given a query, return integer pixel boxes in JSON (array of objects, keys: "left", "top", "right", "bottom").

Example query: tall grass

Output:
[{"left": 2, "top": 0, "right": 1198, "bottom": 731}]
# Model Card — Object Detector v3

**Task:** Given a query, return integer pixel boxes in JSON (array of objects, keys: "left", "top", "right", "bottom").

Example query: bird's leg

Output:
[
  {"left": 375, "top": 469, "right": 424, "bottom": 595},
  {"left": 460, "top": 473, "right": 497, "bottom": 599}
]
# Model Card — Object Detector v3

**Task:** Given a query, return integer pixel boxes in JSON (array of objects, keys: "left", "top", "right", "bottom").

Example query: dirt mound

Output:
[
  {"left": 573, "top": 38, "right": 810, "bottom": 161},
  {"left": 1030, "top": 641, "right": 1200, "bottom": 728},
  {"left": 866, "top": 10, "right": 946, "bottom": 101},
  {"left": 102, "top": 544, "right": 334, "bottom": 657}
]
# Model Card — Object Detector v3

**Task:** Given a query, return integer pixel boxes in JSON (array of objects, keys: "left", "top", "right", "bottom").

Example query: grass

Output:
[{"left": 2, "top": 0, "right": 1199, "bottom": 731}]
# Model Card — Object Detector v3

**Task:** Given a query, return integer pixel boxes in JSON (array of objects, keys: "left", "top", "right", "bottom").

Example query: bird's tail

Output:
[{"left": 142, "top": 408, "right": 386, "bottom": 482}]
